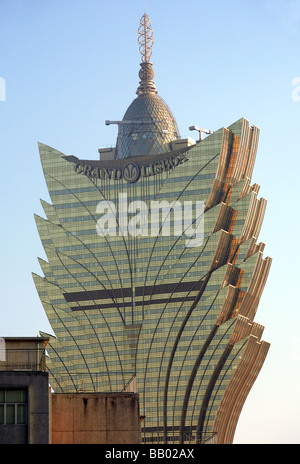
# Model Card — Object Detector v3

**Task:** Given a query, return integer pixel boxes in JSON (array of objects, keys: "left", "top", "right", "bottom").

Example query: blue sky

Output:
[{"left": 0, "top": 0, "right": 299, "bottom": 444}]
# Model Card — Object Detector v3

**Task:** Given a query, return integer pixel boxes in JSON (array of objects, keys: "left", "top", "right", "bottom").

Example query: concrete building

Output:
[
  {"left": 50, "top": 392, "right": 140, "bottom": 444},
  {"left": 33, "top": 14, "right": 271, "bottom": 444},
  {"left": 0, "top": 337, "right": 141, "bottom": 444},
  {"left": 0, "top": 337, "right": 50, "bottom": 444}
]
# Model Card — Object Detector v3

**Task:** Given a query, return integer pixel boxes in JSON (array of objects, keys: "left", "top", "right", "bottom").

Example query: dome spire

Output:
[
  {"left": 136, "top": 13, "right": 158, "bottom": 95},
  {"left": 112, "top": 12, "right": 179, "bottom": 160}
]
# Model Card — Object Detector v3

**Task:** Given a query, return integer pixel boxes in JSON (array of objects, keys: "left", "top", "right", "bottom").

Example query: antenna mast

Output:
[
  {"left": 136, "top": 13, "right": 157, "bottom": 95},
  {"left": 138, "top": 13, "right": 154, "bottom": 63}
]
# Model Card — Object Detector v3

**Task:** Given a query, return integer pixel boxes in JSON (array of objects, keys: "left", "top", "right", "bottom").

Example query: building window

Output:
[{"left": 0, "top": 390, "right": 27, "bottom": 425}]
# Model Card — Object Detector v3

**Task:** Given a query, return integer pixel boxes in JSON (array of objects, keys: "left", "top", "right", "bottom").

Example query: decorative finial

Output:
[
  {"left": 136, "top": 13, "right": 158, "bottom": 95},
  {"left": 138, "top": 13, "right": 153, "bottom": 63}
]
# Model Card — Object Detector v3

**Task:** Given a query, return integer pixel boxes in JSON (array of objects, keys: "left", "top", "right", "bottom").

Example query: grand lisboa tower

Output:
[{"left": 33, "top": 13, "right": 272, "bottom": 444}]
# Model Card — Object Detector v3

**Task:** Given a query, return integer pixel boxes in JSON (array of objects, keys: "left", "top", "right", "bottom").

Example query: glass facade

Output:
[
  {"left": 116, "top": 93, "right": 180, "bottom": 159},
  {"left": 33, "top": 14, "right": 271, "bottom": 444},
  {"left": 34, "top": 118, "right": 271, "bottom": 443}
]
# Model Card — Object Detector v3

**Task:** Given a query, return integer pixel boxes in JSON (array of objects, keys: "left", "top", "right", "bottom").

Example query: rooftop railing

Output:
[{"left": 0, "top": 348, "right": 47, "bottom": 372}]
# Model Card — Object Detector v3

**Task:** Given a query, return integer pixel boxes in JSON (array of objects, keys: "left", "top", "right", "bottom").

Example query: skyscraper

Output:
[{"left": 33, "top": 13, "right": 271, "bottom": 444}]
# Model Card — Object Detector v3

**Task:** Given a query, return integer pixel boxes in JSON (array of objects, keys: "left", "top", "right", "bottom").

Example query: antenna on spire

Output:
[
  {"left": 138, "top": 12, "right": 154, "bottom": 63},
  {"left": 136, "top": 13, "right": 158, "bottom": 95}
]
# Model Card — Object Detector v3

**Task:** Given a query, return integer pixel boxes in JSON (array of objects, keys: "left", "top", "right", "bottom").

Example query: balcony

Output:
[{"left": 0, "top": 337, "right": 49, "bottom": 372}]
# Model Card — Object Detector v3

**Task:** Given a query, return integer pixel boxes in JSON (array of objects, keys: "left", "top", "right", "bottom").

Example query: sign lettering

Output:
[{"left": 74, "top": 151, "right": 188, "bottom": 183}]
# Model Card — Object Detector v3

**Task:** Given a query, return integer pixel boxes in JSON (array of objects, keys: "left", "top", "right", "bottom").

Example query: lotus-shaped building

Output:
[{"left": 33, "top": 14, "right": 271, "bottom": 444}]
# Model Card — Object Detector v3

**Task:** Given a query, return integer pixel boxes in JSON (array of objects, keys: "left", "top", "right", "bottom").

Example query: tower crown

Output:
[
  {"left": 115, "top": 13, "right": 180, "bottom": 159},
  {"left": 138, "top": 12, "right": 153, "bottom": 63},
  {"left": 136, "top": 13, "right": 157, "bottom": 96}
]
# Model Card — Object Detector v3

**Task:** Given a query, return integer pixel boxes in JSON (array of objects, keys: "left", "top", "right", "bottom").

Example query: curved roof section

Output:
[
  {"left": 115, "top": 13, "right": 180, "bottom": 160},
  {"left": 116, "top": 93, "right": 180, "bottom": 160}
]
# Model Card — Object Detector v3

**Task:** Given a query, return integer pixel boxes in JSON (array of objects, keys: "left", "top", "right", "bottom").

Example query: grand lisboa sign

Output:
[
  {"left": 122, "top": 162, "right": 141, "bottom": 183},
  {"left": 74, "top": 151, "right": 189, "bottom": 183}
]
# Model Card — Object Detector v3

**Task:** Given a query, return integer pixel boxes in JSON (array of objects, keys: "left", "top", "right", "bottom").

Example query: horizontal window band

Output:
[
  {"left": 64, "top": 280, "right": 203, "bottom": 303},
  {"left": 70, "top": 296, "right": 196, "bottom": 311},
  {"left": 142, "top": 425, "right": 197, "bottom": 433}
]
